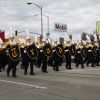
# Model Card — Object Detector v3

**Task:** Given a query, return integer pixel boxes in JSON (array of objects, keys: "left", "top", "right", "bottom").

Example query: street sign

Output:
[{"left": 46, "top": 33, "right": 50, "bottom": 36}]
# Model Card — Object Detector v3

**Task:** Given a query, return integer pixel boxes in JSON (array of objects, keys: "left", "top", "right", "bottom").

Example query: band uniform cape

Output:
[
  {"left": 25, "top": 43, "right": 38, "bottom": 59},
  {"left": 8, "top": 45, "right": 20, "bottom": 61},
  {"left": 69, "top": 44, "right": 76, "bottom": 56},
  {"left": 55, "top": 44, "right": 65, "bottom": 57},
  {"left": 92, "top": 46, "right": 97, "bottom": 56},
  {"left": 42, "top": 43, "right": 53, "bottom": 57},
  {"left": 81, "top": 47, "right": 87, "bottom": 58}
]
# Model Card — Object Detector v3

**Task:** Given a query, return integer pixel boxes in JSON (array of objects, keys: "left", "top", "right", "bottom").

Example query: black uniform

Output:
[
  {"left": 20, "top": 46, "right": 26, "bottom": 69},
  {"left": 36, "top": 45, "right": 42, "bottom": 68},
  {"left": 24, "top": 43, "right": 35, "bottom": 75},
  {"left": 41, "top": 43, "right": 48, "bottom": 73},
  {"left": 76, "top": 45, "right": 84, "bottom": 68},
  {"left": 86, "top": 44, "right": 95, "bottom": 67},
  {"left": 6, "top": 42, "right": 18, "bottom": 77},
  {"left": 52, "top": 44, "right": 60, "bottom": 71},
  {"left": 94, "top": 43, "right": 100, "bottom": 66},
  {"left": 64, "top": 44, "right": 72, "bottom": 69}
]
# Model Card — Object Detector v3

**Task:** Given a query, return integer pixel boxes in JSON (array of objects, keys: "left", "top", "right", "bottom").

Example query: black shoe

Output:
[
  {"left": 0, "top": 70, "right": 2, "bottom": 72},
  {"left": 20, "top": 65, "right": 23, "bottom": 69},
  {"left": 86, "top": 62, "right": 89, "bottom": 67},
  {"left": 81, "top": 67, "right": 84, "bottom": 69},
  {"left": 24, "top": 72, "right": 27, "bottom": 75},
  {"left": 12, "top": 75, "right": 17, "bottom": 77},
  {"left": 56, "top": 69, "right": 60, "bottom": 71},
  {"left": 53, "top": 68, "right": 55, "bottom": 70},
  {"left": 76, "top": 65, "right": 78, "bottom": 68},
  {"left": 91, "top": 66, "right": 96, "bottom": 67},
  {"left": 59, "top": 64, "right": 61, "bottom": 66},
  {"left": 3, "top": 67, "right": 5, "bottom": 70},
  {"left": 7, "top": 70, "right": 9, "bottom": 76},
  {"left": 68, "top": 68, "right": 73, "bottom": 70},
  {"left": 44, "top": 71, "right": 48, "bottom": 73},
  {"left": 30, "top": 73, "right": 35, "bottom": 75}
]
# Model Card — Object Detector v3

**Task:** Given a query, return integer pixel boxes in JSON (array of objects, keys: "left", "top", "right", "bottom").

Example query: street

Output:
[{"left": 0, "top": 63, "right": 100, "bottom": 100}]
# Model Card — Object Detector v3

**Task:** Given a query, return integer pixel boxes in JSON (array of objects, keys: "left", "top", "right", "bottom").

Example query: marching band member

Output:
[
  {"left": 24, "top": 29, "right": 35, "bottom": 75},
  {"left": 19, "top": 38, "right": 25, "bottom": 69},
  {"left": 64, "top": 38, "right": 72, "bottom": 69},
  {"left": 93, "top": 34, "right": 99, "bottom": 66},
  {"left": 34, "top": 36, "right": 41, "bottom": 68},
  {"left": 41, "top": 37, "right": 48, "bottom": 73},
  {"left": 46, "top": 38, "right": 53, "bottom": 67},
  {"left": 75, "top": 40, "right": 84, "bottom": 68},
  {"left": 6, "top": 27, "right": 18, "bottom": 77},
  {"left": 52, "top": 38, "right": 60, "bottom": 71},
  {"left": 85, "top": 35, "right": 95, "bottom": 67}
]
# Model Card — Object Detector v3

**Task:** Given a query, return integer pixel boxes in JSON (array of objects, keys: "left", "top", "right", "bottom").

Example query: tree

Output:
[{"left": 81, "top": 32, "right": 88, "bottom": 40}]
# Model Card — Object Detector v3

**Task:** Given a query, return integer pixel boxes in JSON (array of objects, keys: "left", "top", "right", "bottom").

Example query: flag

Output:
[{"left": 97, "top": 21, "right": 100, "bottom": 35}]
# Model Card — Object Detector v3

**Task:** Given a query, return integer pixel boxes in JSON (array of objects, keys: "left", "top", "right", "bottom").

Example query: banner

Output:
[{"left": 97, "top": 21, "right": 100, "bottom": 35}]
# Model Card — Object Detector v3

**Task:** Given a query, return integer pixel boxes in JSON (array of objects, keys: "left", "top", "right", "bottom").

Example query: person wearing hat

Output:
[
  {"left": 75, "top": 40, "right": 84, "bottom": 69},
  {"left": 64, "top": 38, "right": 72, "bottom": 69},
  {"left": 93, "top": 34, "right": 100, "bottom": 66},
  {"left": 85, "top": 35, "right": 95, "bottom": 67},
  {"left": 19, "top": 38, "right": 26, "bottom": 69},
  {"left": 52, "top": 38, "right": 60, "bottom": 71},
  {"left": 24, "top": 29, "right": 35, "bottom": 75},
  {"left": 6, "top": 27, "right": 18, "bottom": 77},
  {"left": 34, "top": 36, "right": 41, "bottom": 68},
  {"left": 40, "top": 37, "right": 48, "bottom": 73}
]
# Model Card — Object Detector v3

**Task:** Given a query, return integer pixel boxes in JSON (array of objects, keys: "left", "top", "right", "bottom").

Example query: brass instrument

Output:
[
  {"left": 39, "top": 43, "right": 43, "bottom": 49},
  {"left": 64, "top": 43, "right": 68, "bottom": 48}
]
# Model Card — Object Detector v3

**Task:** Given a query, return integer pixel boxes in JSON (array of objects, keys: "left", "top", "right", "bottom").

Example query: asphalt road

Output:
[{"left": 0, "top": 62, "right": 100, "bottom": 100}]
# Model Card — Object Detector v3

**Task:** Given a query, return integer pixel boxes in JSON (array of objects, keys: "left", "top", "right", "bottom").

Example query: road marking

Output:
[
  {"left": 63, "top": 70, "right": 82, "bottom": 72},
  {"left": 83, "top": 69, "right": 100, "bottom": 70},
  {"left": 0, "top": 80, "right": 47, "bottom": 89}
]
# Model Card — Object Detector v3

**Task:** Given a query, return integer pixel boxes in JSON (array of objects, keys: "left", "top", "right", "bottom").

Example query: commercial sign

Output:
[{"left": 54, "top": 23, "right": 67, "bottom": 32}]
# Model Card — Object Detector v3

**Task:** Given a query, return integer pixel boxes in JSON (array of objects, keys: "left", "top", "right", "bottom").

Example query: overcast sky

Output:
[{"left": 0, "top": 0, "right": 100, "bottom": 39}]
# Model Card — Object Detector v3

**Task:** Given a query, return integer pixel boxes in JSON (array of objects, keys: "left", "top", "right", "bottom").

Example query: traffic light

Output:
[{"left": 15, "top": 30, "right": 17, "bottom": 35}]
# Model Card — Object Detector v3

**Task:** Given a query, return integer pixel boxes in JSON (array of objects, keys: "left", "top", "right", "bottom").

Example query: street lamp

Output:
[
  {"left": 35, "top": 14, "right": 49, "bottom": 34},
  {"left": 27, "top": 2, "right": 43, "bottom": 37}
]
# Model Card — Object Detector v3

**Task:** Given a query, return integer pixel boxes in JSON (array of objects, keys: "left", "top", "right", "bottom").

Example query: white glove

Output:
[
  {"left": 40, "top": 50, "right": 42, "bottom": 52},
  {"left": 6, "top": 50, "right": 9, "bottom": 53},
  {"left": 21, "top": 46, "right": 24, "bottom": 48},
  {"left": 2, "top": 45, "right": 6, "bottom": 49},
  {"left": 65, "top": 50, "right": 69, "bottom": 52},
  {"left": 24, "top": 50, "right": 27, "bottom": 53},
  {"left": 12, "top": 42, "right": 17, "bottom": 45},
  {"left": 80, "top": 46, "right": 83, "bottom": 49},
  {"left": 68, "top": 44, "right": 71, "bottom": 46},
  {"left": 53, "top": 50, "right": 55, "bottom": 52}
]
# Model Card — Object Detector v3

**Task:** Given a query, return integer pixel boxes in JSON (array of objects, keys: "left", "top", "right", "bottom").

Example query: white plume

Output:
[{"left": 25, "top": 29, "right": 29, "bottom": 36}]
